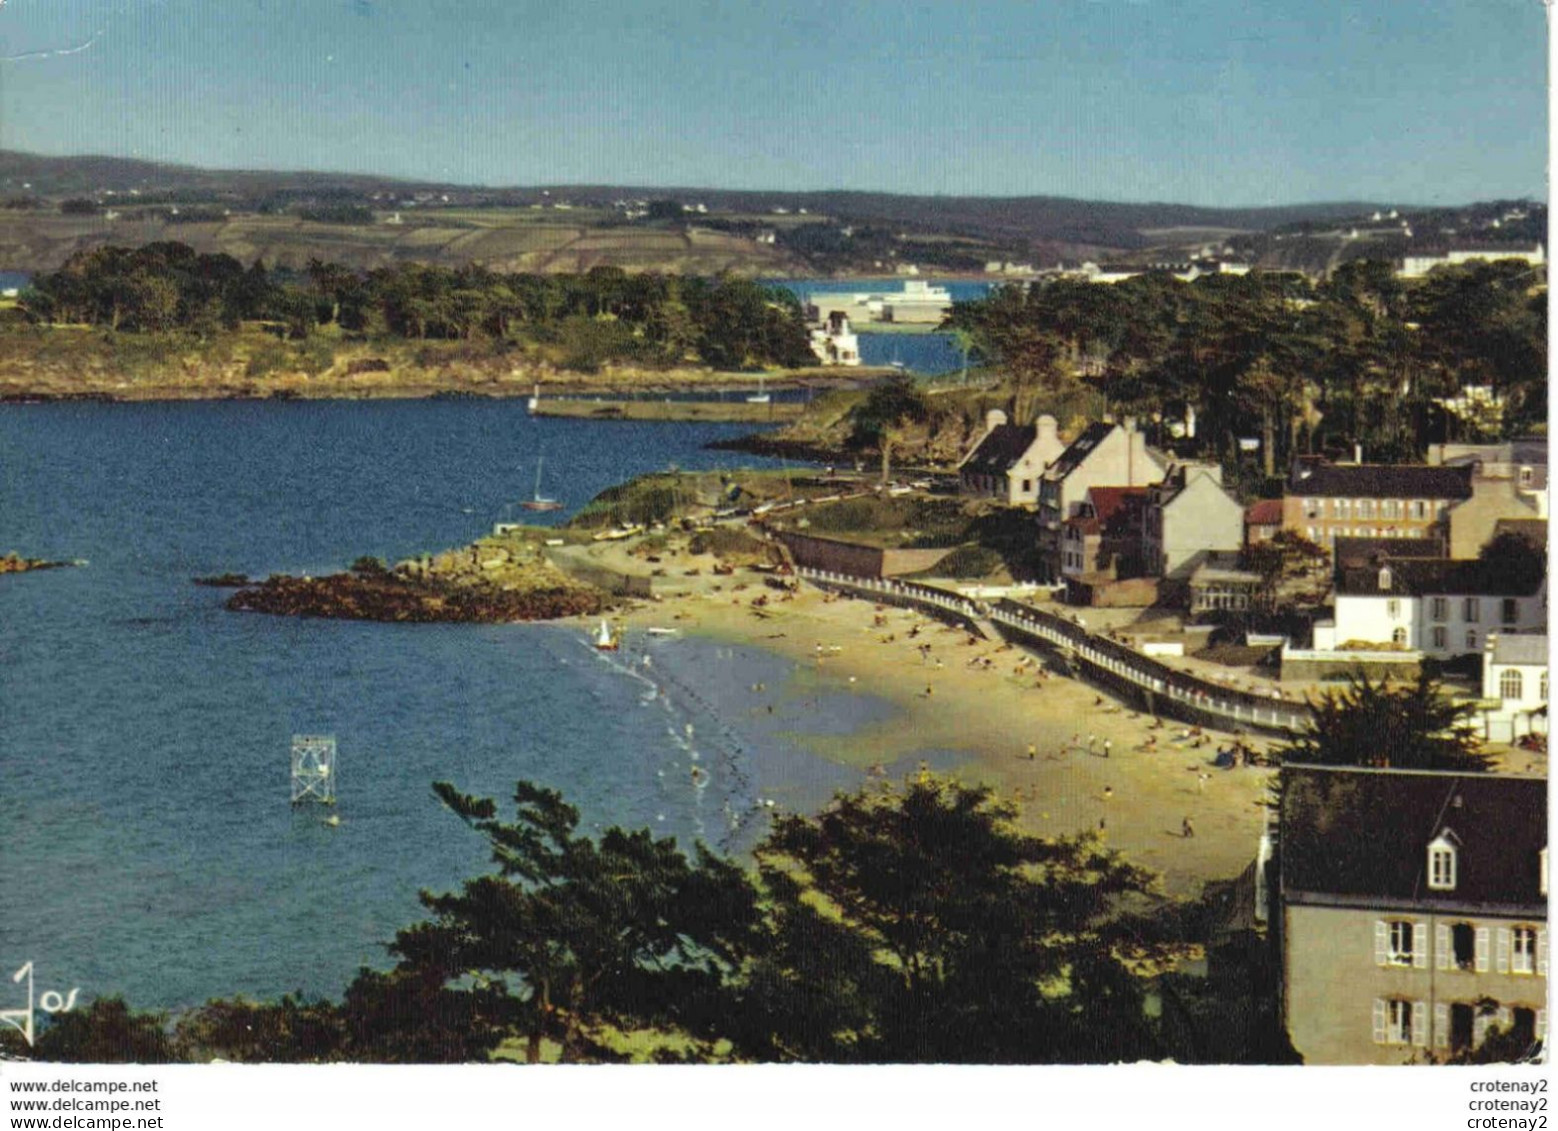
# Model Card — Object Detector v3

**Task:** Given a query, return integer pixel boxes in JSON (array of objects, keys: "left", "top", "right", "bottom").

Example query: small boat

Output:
[
  {"left": 592, "top": 524, "right": 644, "bottom": 542},
  {"left": 520, "top": 456, "right": 563, "bottom": 512},
  {"left": 645, "top": 626, "right": 680, "bottom": 637},
  {"left": 594, "top": 620, "right": 620, "bottom": 651},
  {"left": 746, "top": 376, "right": 771, "bottom": 404}
]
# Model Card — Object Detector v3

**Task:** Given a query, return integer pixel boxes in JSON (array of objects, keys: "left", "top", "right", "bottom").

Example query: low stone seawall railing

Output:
[
  {"left": 796, "top": 566, "right": 1313, "bottom": 735},
  {"left": 989, "top": 598, "right": 1312, "bottom": 734},
  {"left": 797, "top": 568, "right": 990, "bottom": 637}
]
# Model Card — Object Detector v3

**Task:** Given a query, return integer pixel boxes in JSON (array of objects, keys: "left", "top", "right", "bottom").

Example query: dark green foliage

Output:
[
  {"left": 947, "top": 260, "right": 1547, "bottom": 464},
  {"left": 391, "top": 781, "right": 763, "bottom": 1063},
  {"left": 848, "top": 374, "right": 931, "bottom": 482},
  {"left": 732, "top": 776, "right": 1174, "bottom": 1063},
  {"left": 30, "top": 998, "right": 177, "bottom": 1063},
  {"left": 1277, "top": 671, "right": 1491, "bottom": 772},
  {"left": 22, "top": 246, "right": 813, "bottom": 371}
]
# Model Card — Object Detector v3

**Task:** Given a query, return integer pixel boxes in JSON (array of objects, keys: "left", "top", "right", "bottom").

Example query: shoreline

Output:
[{"left": 607, "top": 586, "right": 1277, "bottom": 900}]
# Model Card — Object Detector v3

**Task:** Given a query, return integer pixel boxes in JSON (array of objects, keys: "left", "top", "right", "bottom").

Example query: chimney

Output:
[
  {"left": 985, "top": 408, "right": 1008, "bottom": 433},
  {"left": 1353, "top": 442, "right": 1364, "bottom": 464},
  {"left": 1034, "top": 413, "right": 1057, "bottom": 444}
]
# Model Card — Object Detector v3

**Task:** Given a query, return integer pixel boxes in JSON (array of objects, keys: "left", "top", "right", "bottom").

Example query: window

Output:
[
  {"left": 1382, "top": 920, "right": 1418, "bottom": 966},
  {"left": 1520, "top": 467, "right": 1534, "bottom": 486},
  {"left": 1379, "top": 568, "right": 1393, "bottom": 591},
  {"left": 1411, "top": 500, "right": 1428, "bottom": 520},
  {"left": 1021, "top": 478, "right": 1032, "bottom": 493},
  {"left": 1304, "top": 498, "right": 1320, "bottom": 519},
  {"left": 1464, "top": 598, "right": 1481, "bottom": 623},
  {"left": 1466, "top": 631, "right": 1478, "bottom": 651},
  {"left": 1451, "top": 924, "right": 1476, "bottom": 970},
  {"left": 1358, "top": 499, "right": 1374, "bottom": 519},
  {"left": 1502, "top": 598, "right": 1519, "bottom": 625},
  {"left": 1374, "top": 998, "right": 1421, "bottom": 1046},
  {"left": 1431, "top": 597, "right": 1449, "bottom": 622},
  {"left": 1431, "top": 626, "right": 1448, "bottom": 650},
  {"left": 1500, "top": 669, "right": 1524, "bottom": 701},
  {"left": 1392, "top": 627, "right": 1408, "bottom": 645},
  {"left": 1512, "top": 927, "right": 1537, "bottom": 975},
  {"left": 1428, "top": 835, "right": 1457, "bottom": 890},
  {"left": 1383, "top": 499, "right": 1401, "bottom": 519},
  {"left": 1386, "top": 598, "right": 1401, "bottom": 618},
  {"left": 1331, "top": 498, "right": 1348, "bottom": 518}
]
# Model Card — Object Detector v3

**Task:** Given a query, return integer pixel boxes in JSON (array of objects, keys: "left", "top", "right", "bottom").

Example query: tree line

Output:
[
  {"left": 15, "top": 243, "right": 816, "bottom": 371},
  {"left": 946, "top": 259, "right": 1547, "bottom": 484}
]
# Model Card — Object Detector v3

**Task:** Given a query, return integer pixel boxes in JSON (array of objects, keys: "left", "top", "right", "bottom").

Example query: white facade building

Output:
[{"left": 1479, "top": 634, "right": 1549, "bottom": 743}]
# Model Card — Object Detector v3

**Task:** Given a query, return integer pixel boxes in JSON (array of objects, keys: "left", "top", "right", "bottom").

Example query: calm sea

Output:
[{"left": 0, "top": 401, "right": 942, "bottom": 1011}]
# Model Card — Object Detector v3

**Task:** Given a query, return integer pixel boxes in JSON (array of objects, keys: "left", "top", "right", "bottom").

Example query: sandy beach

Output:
[{"left": 607, "top": 581, "right": 1276, "bottom": 899}]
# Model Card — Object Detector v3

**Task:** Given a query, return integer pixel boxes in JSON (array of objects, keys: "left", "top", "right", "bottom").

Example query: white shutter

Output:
[
  {"left": 1538, "top": 1010, "right": 1547, "bottom": 1041},
  {"left": 1412, "top": 1000, "right": 1428, "bottom": 1047},
  {"left": 1373, "top": 998, "right": 1388, "bottom": 1044},
  {"left": 1497, "top": 928, "right": 1512, "bottom": 974},
  {"left": 1475, "top": 1011, "right": 1490, "bottom": 1046},
  {"left": 1436, "top": 924, "right": 1451, "bottom": 971},
  {"left": 1497, "top": 1005, "right": 1512, "bottom": 1032},
  {"left": 1414, "top": 921, "right": 1430, "bottom": 969},
  {"left": 1477, "top": 927, "right": 1491, "bottom": 973},
  {"left": 1375, "top": 920, "right": 1389, "bottom": 966},
  {"left": 1538, "top": 929, "right": 1548, "bottom": 977},
  {"left": 1434, "top": 1002, "right": 1450, "bottom": 1049}
]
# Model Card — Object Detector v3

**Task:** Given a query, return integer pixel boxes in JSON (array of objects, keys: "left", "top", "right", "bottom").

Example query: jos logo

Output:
[{"left": 0, "top": 962, "right": 81, "bottom": 1048}]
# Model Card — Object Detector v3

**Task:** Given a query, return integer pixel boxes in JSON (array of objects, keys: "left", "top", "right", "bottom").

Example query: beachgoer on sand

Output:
[{"left": 1182, "top": 816, "right": 1195, "bottom": 838}]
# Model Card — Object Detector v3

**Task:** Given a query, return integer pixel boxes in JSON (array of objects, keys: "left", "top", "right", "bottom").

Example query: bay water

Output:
[{"left": 0, "top": 400, "right": 930, "bottom": 1011}]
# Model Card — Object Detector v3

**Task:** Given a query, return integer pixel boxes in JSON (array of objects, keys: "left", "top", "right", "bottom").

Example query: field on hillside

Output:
[{"left": 0, "top": 208, "right": 807, "bottom": 275}]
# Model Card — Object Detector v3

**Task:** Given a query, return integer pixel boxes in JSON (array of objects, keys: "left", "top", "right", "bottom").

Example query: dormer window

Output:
[
  {"left": 1428, "top": 833, "right": 1457, "bottom": 891},
  {"left": 1378, "top": 567, "right": 1392, "bottom": 591}
]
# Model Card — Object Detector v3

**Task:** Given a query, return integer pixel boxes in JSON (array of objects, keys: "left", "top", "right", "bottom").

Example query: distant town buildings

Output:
[
  {"left": 803, "top": 279, "right": 953, "bottom": 326},
  {"left": 807, "top": 311, "right": 861, "bottom": 367},
  {"left": 1399, "top": 244, "right": 1545, "bottom": 279}
]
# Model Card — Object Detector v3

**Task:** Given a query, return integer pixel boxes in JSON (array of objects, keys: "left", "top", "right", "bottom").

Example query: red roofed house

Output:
[
  {"left": 1061, "top": 485, "right": 1154, "bottom": 605},
  {"left": 1246, "top": 499, "right": 1284, "bottom": 547}
]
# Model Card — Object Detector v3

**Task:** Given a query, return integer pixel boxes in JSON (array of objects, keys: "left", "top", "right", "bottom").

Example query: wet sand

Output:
[{"left": 613, "top": 585, "right": 1276, "bottom": 898}]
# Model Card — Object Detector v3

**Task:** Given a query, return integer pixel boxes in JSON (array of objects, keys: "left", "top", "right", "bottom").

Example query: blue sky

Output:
[{"left": 0, "top": 0, "right": 1546, "bottom": 205}]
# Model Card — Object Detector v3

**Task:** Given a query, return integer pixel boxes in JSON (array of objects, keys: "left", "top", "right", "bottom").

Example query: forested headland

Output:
[{"left": 0, "top": 243, "right": 818, "bottom": 399}]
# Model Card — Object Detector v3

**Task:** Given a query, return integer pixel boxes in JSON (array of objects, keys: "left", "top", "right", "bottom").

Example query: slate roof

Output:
[
  {"left": 1490, "top": 633, "right": 1549, "bottom": 667},
  {"left": 1335, "top": 558, "right": 1545, "bottom": 598},
  {"left": 1287, "top": 458, "right": 1473, "bottom": 500},
  {"left": 961, "top": 424, "right": 1036, "bottom": 476},
  {"left": 1043, "top": 422, "right": 1117, "bottom": 481},
  {"left": 1279, "top": 766, "right": 1546, "bottom": 911},
  {"left": 1332, "top": 536, "right": 1446, "bottom": 568}
]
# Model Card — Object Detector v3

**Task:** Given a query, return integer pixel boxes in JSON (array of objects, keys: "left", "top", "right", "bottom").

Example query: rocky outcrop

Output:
[
  {"left": 0, "top": 552, "right": 76, "bottom": 574},
  {"left": 225, "top": 571, "right": 606, "bottom": 623}
]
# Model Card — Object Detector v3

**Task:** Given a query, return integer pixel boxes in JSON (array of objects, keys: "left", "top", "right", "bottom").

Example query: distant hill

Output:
[{"left": 0, "top": 150, "right": 1529, "bottom": 277}]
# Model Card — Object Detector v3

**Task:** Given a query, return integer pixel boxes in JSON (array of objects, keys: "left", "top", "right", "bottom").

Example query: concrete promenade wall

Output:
[{"left": 797, "top": 566, "right": 1313, "bottom": 735}]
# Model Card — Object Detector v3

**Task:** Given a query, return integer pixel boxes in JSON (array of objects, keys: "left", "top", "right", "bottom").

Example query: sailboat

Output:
[
  {"left": 594, "top": 619, "right": 620, "bottom": 651},
  {"left": 745, "top": 375, "right": 771, "bottom": 404},
  {"left": 519, "top": 456, "right": 563, "bottom": 512}
]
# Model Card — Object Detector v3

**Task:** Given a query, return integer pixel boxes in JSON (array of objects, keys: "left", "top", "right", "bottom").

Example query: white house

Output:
[
  {"left": 1479, "top": 634, "right": 1549, "bottom": 743},
  {"left": 958, "top": 411, "right": 1066, "bottom": 506},
  {"left": 1313, "top": 559, "right": 1547, "bottom": 659}
]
